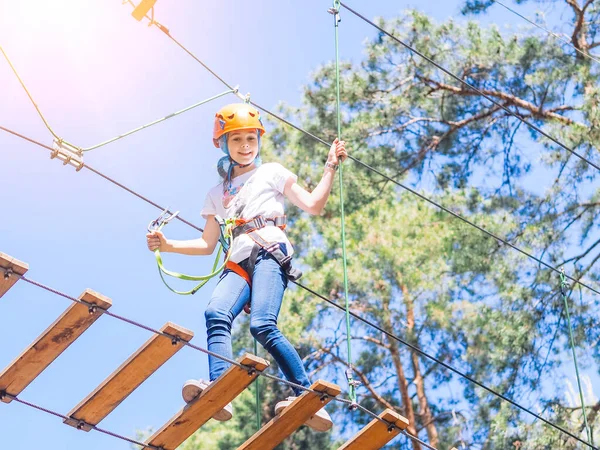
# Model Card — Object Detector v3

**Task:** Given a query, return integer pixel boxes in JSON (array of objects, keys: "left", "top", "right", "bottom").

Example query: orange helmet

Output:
[{"left": 213, "top": 103, "right": 266, "bottom": 148}]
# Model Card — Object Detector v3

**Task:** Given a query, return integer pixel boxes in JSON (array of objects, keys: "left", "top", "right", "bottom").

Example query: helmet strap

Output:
[{"left": 219, "top": 131, "right": 262, "bottom": 194}]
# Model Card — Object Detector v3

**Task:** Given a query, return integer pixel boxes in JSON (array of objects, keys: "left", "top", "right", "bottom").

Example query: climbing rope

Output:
[
  {"left": 330, "top": 0, "right": 358, "bottom": 406},
  {"left": 560, "top": 269, "right": 594, "bottom": 445}
]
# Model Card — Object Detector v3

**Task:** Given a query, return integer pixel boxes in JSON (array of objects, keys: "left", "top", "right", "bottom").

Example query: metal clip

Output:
[
  {"left": 51, "top": 138, "right": 84, "bottom": 171},
  {"left": 233, "top": 88, "right": 251, "bottom": 103},
  {"left": 327, "top": 6, "right": 341, "bottom": 24},
  {"left": 345, "top": 368, "right": 361, "bottom": 387},
  {"left": 320, "top": 394, "right": 329, "bottom": 403},
  {"left": 171, "top": 335, "right": 181, "bottom": 346},
  {"left": 148, "top": 207, "right": 180, "bottom": 232},
  {"left": 559, "top": 267, "right": 568, "bottom": 296},
  {"left": 247, "top": 368, "right": 257, "bottom": 377},
  {"left": 3, "top": 267, "right": 13, "bottom": 280}
]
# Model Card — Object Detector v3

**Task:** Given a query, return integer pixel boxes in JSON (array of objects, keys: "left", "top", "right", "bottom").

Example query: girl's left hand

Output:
[{"left": 327, "top": 138, "right": 348, "bottom": 165}]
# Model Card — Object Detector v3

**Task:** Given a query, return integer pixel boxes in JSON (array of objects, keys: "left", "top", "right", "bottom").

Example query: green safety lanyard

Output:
[
  {"left": 331, "top": 0, "right": 358, "bottom": 405},
  {"left": 560, "top": 269, "right": 593, "bottom": 445},
  {"left": 149, "top": 208, "right": 235, "bottom": 295}
]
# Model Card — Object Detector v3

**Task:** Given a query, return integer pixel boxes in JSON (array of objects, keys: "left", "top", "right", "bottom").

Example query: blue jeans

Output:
[{"left": 205, "top": 244, "right": 310, "bottom": 396}]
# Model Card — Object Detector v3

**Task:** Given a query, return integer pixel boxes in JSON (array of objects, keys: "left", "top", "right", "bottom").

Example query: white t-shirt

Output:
[{"left": 201, "top": 162, "right": 297, "bottom": 263}]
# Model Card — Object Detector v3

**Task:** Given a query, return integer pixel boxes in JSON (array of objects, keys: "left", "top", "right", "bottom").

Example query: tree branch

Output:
[
  {"left": 418, "top": 76, "right": 584, "bottom": 127},
  {"left": 566, "top": 0, "right": 591, "bottom": 57}
]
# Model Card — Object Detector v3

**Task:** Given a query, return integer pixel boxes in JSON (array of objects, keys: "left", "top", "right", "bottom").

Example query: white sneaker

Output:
[
  {"left": 182, "top": 379, "right": 233, "bottom": 421},
  {"left": 275, "top": 396, "right": 333, "bottom": 432}
]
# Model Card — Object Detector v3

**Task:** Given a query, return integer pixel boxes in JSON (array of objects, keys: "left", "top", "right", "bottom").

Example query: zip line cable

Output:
[
  {"left": 1, "top": 5, "right": 596, "bottom": 446},
  {"left": 1, "top": 392, "right": 158, "bottom": 449},
  {"left": 489, "top": 0, "right": 600, "bottom": 65},
  {"left": 293, "top": 279, "right": 597, "bottom": 449},
  {"left": 4, "top": 122, "right": 594, "bottom": 448},
  {"left": 0, "top": 44, "right": 236, "bottom": 154},
  {"left": 0, "top": 126, "right": 204, "bottom": 233},
  {"left": 81, "top": 89, "right": 235, "bottom": 151},
  {"left": 6, "top": 390, "right": 438, "bottom": 450},
  {"left": 2, "top": 20, "right": 598, "bottom": 446},
  {"left": 127, "top": 9, "right": 600, "bottom": 298},
  {"left": 247, "top": 104, "right": 600, "bottom": 297},
  {"left": 126, "top": 10, "right": 600, "bottom": 446},
  {"left": 5, "top": 270, "right": 438, "bottom": 450},
  {"left": 339, "top": 1, "right": 600, "bottom": 173},
  {"left": 330, "top": 0, "right": 357, "bottom": 405}
]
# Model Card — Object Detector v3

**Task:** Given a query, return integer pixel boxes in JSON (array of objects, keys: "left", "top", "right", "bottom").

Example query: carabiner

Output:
[{"left": 148, "top": 207, "right": 180, "bottom": 232}]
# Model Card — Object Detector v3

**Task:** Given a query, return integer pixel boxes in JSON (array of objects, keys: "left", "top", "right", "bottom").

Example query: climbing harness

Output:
[
  {"left": 226, "top": 215, "right": 302, "bottom": 287},
  {"left": 149, "top": 209, "right": 301, "bottom": 295},
  {"left": 148, "top": 207, "right": 234, "bottom": 295}
]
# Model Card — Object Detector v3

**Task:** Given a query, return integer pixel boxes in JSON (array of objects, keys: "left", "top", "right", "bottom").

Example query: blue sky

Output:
[{"left": 0, "top": 1, "right": 595, "bottom": 449}]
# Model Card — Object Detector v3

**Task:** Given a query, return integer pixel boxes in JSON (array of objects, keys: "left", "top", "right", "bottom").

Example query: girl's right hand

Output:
[{"left": 146, "top": 230, "right": 168, "bottom": 252}]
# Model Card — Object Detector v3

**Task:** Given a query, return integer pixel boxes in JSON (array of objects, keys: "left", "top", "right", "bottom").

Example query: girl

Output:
[{"left": 146, "top": 103, "right": 347, "bottom": 431}]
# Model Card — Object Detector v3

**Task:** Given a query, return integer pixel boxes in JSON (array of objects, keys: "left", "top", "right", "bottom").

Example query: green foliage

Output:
[{"left": 176, "top": 1, "right": 600, "bottom": 448}]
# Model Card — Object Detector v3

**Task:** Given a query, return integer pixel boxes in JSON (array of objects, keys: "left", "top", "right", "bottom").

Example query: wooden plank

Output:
[
  {"left": 0, "top": 252, "right": 29, "bottom": 299},
  {"left": 238, "top": 379, "right": 342, "bottom": 450},
  {"left": 337, "top": 409, "right": 409, "bottom": 450},
  {"left": 146, "top": 353, "right": 270, "bottom": 450},
  {"left": 64, "top": 322, "right": 194, "bottom": 431},
  {"left": 0, "top": 289, "right": 112, "bottom": 403}
]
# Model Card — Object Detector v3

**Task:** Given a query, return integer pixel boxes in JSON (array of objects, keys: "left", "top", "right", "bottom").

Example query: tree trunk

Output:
[
  {"left": 382, "top": 297, "right": 421, "bottom": 450},
  {"left": 402, "top": 283, "right": 440, "bottom": 448}
]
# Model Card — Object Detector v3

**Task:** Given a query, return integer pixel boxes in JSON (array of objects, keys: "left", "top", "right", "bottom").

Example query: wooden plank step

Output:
[
  {"left": 145, "top": 353, "right": 270, "bottom": 450},
  {"left": 338, "top": 408, "right": 409, "bottom": 450},
  {"left": 64, "top": 322, "right": 194, "bottom": 431},
  {"left": 238, "top": 379, "right": 341, "bottom": 450},
  {"left": 0, "top": 289, "right": 112, "bottom": 403},
  {"left": 0, "top": 252, "right": 29, "bottom": 299}
]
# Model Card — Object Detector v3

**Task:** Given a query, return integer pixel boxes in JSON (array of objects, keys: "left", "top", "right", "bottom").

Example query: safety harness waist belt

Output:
[{"left": 226, "top": 215, "right": 302, "bottom": 284}]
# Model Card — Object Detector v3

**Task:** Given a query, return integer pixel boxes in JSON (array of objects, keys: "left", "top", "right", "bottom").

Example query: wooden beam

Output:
[
  {"left": 0, "top": 252, "right": 28, "bottom": 299},
  {"left": 0, "top": 289, "right": 111, "bottom": 403},
  {"left": 238, "top": 379, "right": 342, "bottom": 450},
  {"left": 145, "top": 353, "right": 270, "bottom": 450},
  {"left": 64, "top": 322, "right": 194, "bottom": 431},
  {"left": 338, "top": 409, "right": 409, "bottom": 450}
]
